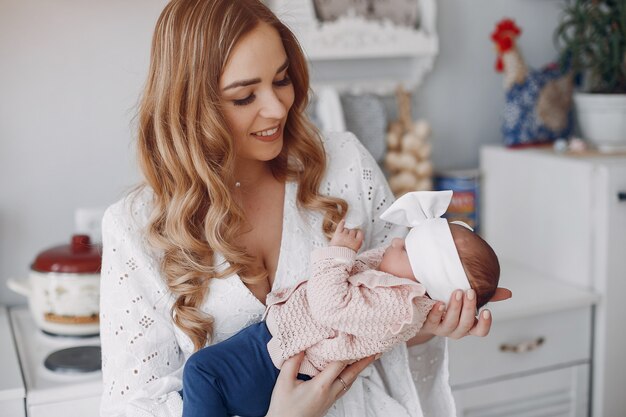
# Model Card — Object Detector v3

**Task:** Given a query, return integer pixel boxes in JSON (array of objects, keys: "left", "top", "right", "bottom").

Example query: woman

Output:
[{"left": 99, "top": 1, "right": 508, "bottom": 416}]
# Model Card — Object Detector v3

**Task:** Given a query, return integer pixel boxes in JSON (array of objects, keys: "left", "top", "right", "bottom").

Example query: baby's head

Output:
[
  {"left": 448, "top": 223, "right": 500, "bottom": 308},
  {"left": 379, "top": 190, "right": 500, "bottom": 308},
  {"left": 378, "top": 222, "right": 500, "bottom": 309}
]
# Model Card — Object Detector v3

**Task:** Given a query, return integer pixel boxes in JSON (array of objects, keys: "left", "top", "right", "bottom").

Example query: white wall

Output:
[
  {"left": 0, "top": 0, "right": 167, "bottom": 304},
  {"left": 0, "top": 0, "right": 563, "bottom": 305},
  {"left": 418, "top": 0, "right": 563, "bottom": 171}
]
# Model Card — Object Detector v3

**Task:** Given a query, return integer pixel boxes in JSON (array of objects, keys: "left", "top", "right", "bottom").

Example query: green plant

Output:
[{"left": 555, "top": 0, "right": 626, "bottom": 93}]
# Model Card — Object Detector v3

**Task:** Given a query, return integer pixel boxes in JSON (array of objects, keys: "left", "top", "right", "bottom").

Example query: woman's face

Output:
[{"left": 219, "top": 23, "right": 295, "bottom": 165}]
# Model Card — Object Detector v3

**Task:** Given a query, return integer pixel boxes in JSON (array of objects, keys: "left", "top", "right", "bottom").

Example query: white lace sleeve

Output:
[{"left": 100, "top": 196, "right": 185, "bottom": 417}]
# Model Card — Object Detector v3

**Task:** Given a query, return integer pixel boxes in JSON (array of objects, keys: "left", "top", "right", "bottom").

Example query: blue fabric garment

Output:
[{"left": 182, "top": 321, "right": 310, "bottom": 417}]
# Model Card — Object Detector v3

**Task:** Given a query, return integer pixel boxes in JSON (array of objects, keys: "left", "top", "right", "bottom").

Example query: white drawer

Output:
[
  {"left": 28, "top": 395, "right": 100, "bottom": 417},
  {"left": 449, "top": 307, "right": 592, "bottom": 387},
  {"left": 453, "top": 364, "right": 589, "bottom": 417}
]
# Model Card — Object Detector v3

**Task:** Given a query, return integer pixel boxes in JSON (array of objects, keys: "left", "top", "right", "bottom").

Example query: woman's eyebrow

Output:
[
  {"left": 222, "top": 59, "right": 289, "bottom": 91},
  {"left": 275, "top": 58, "right": 289, "bottom": 75}
]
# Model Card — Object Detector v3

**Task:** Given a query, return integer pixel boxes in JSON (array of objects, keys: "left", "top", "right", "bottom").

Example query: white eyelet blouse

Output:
[{"left": 99, "top": 131, "right": 456, "bottom": 417}]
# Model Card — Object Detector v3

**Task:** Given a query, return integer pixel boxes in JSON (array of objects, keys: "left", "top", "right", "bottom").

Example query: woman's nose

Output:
[{"left": 259, "top": 90, "right": 288, "bottom": 120}]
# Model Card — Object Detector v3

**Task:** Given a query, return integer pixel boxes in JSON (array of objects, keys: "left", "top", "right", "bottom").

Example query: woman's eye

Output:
[
  {"left": 273, "top": 76, "right": 291, "bottom": 87},
  {"left": 233, "top": 94, "right": 255, "bottom": 106}
]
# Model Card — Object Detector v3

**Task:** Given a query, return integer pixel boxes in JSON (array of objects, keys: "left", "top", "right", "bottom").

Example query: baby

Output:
[{"left": 182, "top": 191, "right": 500, "bottom": 417}]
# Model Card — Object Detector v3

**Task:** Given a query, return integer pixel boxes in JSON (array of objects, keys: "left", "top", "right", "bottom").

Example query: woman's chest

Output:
[
  {"left": 238, "top": 211, "right": 283, "bottom": 286},
  {"left": 188, "top": 186, "right": 324, "bottom": 344},
  {"left": 237, "top": 181, "right": 286, "bottom": 285}
]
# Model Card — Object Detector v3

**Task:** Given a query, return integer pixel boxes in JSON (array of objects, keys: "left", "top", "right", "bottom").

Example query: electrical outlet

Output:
[{"left": 74, "top": 207, "right": 106, "bottom": 243}]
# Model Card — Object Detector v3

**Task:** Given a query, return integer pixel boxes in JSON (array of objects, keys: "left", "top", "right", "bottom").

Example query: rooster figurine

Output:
[{"left": 491, "top": 18, "right": 574, "bottom": 147}]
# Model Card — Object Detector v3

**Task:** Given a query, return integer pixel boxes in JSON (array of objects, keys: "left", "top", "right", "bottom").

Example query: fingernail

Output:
[
  {"left": 482, "top": 310, "right": 491, "bottom": 319},
  {"left": 375, "top": 353, "right": 382, "bottom": 360},
  {"left": 438, "top": 304, "right": 445, "bottom": 312},
  {"left": 455, "top": 290, "right": 463, "bottom": 301},
  {"left": 467, "top": 289, "right": 475, "bottom": 301}
]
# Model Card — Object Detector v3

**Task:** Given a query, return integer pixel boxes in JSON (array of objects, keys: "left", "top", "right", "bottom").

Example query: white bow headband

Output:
[{"left": 380, "top": 190, "right": 471, "bottom": 302}]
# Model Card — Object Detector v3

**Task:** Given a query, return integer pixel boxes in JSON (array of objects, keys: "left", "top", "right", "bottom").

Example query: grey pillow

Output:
[{"left": 341, "top": 94, "right": 388, "bottom": 163}]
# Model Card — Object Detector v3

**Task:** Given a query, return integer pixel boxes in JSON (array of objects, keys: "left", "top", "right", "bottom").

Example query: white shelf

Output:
[{"left": 272, "top": 0, "right": 438, "bottom": 94}]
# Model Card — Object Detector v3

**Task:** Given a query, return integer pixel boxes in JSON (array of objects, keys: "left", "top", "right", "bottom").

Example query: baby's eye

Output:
[{"left": 233, "top": 94, "right": 256, "bottom": 106}]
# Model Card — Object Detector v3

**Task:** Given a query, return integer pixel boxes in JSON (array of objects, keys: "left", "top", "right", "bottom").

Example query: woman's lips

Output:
[{"left": 251, "top": 125, "right": 281, "bottom": 142}]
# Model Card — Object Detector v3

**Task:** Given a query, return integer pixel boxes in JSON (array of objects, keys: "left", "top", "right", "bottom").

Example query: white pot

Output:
[
  {"left": 8, "top": 271, "right": 100, "bottom": 336},
  {"left": 574, "top": 92, "right": 626, "bottom": 151},
  {"left": 6, "top": 235, "right": 101, "bottom": 336}
]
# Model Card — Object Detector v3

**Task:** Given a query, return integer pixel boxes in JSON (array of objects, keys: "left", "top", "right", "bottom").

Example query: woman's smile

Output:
[{"left": 251, "top": 124, "right": 281, "bottom": 142}]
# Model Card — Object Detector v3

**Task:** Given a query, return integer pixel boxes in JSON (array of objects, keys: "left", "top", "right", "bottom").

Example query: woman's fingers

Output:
[
  {"left": 330, "top": 356, "right": 375, "bottom": 398},
  {"left": 448, "top": 289, "right": 479, "bottom": 339},
  {"left": 342, "top": 356, "right": 375, "bottom": 381},
  {"left": 314, "top": 356, "right": 375, "bottom": 399},
  {"left": 314, "top": 360, "right": 346, "bottom": 390},
  {"left": 437, "top": 290, "right": 463, "bottom": 334},
  {"left": 276, "top": 352, "right": 305, "bottom": 387},
  {"left": 469, "top": 309, "right": 492, "bottom": 337},
  {"left": 422, "top": 301, "right": 445, "bottom": 334}
]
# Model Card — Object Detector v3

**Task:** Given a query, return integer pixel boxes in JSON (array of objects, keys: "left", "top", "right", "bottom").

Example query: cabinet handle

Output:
[
  {"left": 618, "top": 192, "right": 626, "bottom": 202},
  {"left": 500, "top": 337, "right": 545, "bottom": 353}
]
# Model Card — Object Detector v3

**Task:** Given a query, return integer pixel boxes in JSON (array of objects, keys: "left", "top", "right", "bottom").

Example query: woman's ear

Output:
[{"left": 490, "top": 287, "right": 512, "bottom": 302}]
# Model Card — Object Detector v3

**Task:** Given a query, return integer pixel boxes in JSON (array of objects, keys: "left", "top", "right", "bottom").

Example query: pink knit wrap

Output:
[{"left": 264, "top": 246, "right": 436, "bottom": 376}]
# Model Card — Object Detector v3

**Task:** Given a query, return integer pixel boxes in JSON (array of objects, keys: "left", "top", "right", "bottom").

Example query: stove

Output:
[
  {"left": 9, "top": 307, "right": 102, "bottom": 417},
  {"left": 0, "top": 306, "right": 24, "bottom": 417}
]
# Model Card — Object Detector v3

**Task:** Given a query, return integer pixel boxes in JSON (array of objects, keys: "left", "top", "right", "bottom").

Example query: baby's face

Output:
[{"left": 378, "top": 238, "right": 416, "bottom": 281}]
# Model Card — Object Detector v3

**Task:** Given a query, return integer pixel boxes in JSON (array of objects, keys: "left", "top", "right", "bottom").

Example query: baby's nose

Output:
[{"left": 391, "top": 238, "right": 404, "bottom": 248}]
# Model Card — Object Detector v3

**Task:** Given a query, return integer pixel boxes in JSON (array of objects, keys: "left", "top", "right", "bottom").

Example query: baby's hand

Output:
[{"left": 330, "top": 219, "right": 364, "bottom": 252}]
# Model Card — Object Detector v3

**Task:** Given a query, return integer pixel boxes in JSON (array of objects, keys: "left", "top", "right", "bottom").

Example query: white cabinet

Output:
[
  {"left": 479, "top": 146, "right": 626, "bottom": 417},
  {"left": 449, "top": 262, "right": 597, "bottom": 417}
]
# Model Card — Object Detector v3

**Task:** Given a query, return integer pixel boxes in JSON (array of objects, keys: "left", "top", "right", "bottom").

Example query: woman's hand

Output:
[
  {"left": 408, "top": 287, "right": 512, "bottom": 345},
  {"left": 266, "top": 352, "right": 375, "bottom": 417}
]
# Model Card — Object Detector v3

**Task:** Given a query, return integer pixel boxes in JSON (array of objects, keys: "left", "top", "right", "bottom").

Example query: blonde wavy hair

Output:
[{"left": 137, "top": 0, "right": 348, "bottom": 351}]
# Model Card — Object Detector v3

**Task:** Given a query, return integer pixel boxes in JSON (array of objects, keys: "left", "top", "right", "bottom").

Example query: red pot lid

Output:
[{"left": 31, "top": 235, "right": 102, "bottom": 274}]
